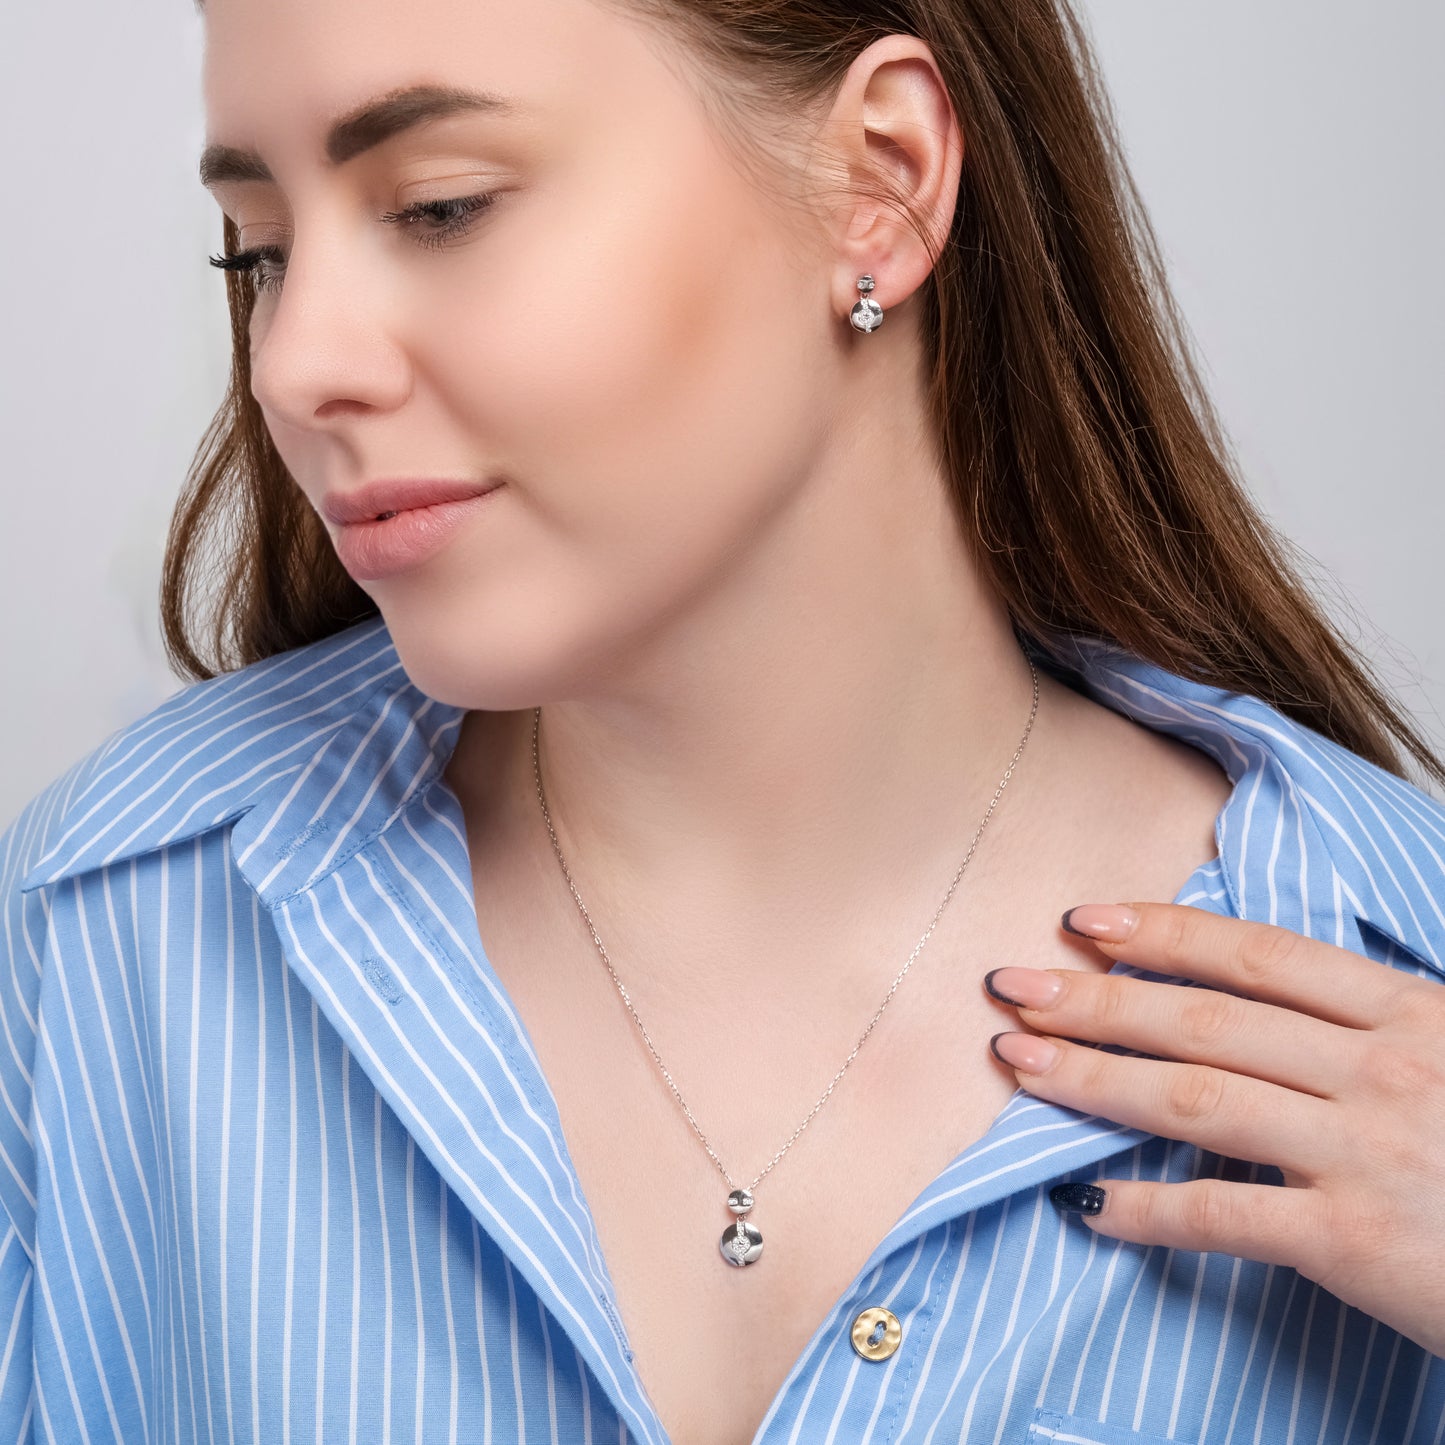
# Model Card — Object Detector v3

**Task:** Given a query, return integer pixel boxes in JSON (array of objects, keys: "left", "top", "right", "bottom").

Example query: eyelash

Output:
[{"left": 207, "top": 191, "right": 499, "bottom": 294}]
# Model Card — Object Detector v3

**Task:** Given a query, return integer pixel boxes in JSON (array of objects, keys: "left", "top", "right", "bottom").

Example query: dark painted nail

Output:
[
  {"left": 1050, "top": 1182, "right": 1106, "bottom": 1216},
  {"left": 988, "top": 1032, "right": 1008, "bottom": 1064},
  {"left": 1060, "top": 908, "right": 1084, "bottom": 936},
  {"left": 983, "top": 969, "right": 1011, "bottom": 1001}
]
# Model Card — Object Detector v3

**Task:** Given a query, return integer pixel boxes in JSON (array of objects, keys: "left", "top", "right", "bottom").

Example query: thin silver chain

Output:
[{"left": 531, "top": 659, "right": 1040, "bottom": 1197}]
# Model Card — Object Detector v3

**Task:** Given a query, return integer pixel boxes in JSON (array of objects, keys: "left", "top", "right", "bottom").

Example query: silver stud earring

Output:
[{"left": 849, "top": 274, "right": 884, "bottom": 334}]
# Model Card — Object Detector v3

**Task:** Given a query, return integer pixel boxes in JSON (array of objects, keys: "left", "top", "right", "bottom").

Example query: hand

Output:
[{"left": 983, "top": 901, "right": 1445, "bottom": 1358}]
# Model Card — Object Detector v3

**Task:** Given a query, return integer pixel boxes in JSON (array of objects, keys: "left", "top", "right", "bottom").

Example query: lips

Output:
[
  {"left": 322, "top": 477, "right": 506, "bottom": 580},
  {"left": 322, "top": 478, "right": 503, "bottom": 527}
]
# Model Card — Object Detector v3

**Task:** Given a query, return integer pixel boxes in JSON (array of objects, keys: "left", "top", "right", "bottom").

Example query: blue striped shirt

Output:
[{"left": 2, "top": 615, "right": 1442, "bottom": 1443}]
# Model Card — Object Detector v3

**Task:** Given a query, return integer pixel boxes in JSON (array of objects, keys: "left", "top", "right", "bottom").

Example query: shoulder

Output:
[
  {"left": 3, "top": 616, "right": 407, "bottom": 898},
  {"left": 1042, "top": 634, "right": 1445, "bottom": 973}
]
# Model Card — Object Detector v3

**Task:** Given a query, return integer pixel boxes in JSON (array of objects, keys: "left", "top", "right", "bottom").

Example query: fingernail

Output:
[
  {"left": 1061, "top": 904, "right": 1140, "bottom": 942},
  {"left": 1050, "top": 1182, "right": 1107, "bottom": 1216},
  {"left": 983, "top": 967, "right": 1065, "bottom": 1009},
  {"left": 989, "top": 1031, "right": 1061, "bottom": 1073}
]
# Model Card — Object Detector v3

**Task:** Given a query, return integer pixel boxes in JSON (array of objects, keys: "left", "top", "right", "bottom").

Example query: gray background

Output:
[{"left": 2, "top": 1, "right": 1441, "bottom": 826}]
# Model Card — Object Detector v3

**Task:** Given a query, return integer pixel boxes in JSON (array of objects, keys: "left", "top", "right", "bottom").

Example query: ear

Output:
[{"left": 818, "top": 34, "right": 965, "bottom": 325}]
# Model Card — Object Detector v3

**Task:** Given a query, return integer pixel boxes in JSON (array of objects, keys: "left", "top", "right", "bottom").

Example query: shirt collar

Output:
[
  {"left": 1039, "top": 633, "right": 1444, "bottom": 972},
  {"left": 19, "top": 616, "right": 459, "bottom": 898},
  {"left": 21, "top": 621, "right": 1444, "bottom": 975}
]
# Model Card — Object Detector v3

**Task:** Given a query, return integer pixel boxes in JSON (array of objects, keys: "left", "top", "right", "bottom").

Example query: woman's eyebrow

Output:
[{"left": 198, "top": 82, "right": 521, "bottom": 189}]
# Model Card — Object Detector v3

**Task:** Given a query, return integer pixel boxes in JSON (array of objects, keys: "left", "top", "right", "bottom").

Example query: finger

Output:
[
  {"left": 1060, "top": 902, "right": 1414, "bottom": 1028},
  {"left": 985, "top": 967, "right": 1360, "bottom": 1098},
  {"left": 1052, "top": 1177, "right": 1326, "bottom": 1277},
  {"left": 990, "top": 1031, "right": 1337, "bottom": 1179}
]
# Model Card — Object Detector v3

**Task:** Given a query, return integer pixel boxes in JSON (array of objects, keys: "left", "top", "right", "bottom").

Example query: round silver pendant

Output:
[
  {"left": 719, "top": 1220, "right": 763, "bottom": 1267},
  {"left": 849, "top": 298, "right": 884, "bottom": 333},
  {"left": 726, "top": 1187, "right": 754, "bottom": 1215}
]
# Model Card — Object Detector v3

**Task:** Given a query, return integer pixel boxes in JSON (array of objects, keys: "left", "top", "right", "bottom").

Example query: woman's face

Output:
[{"left": 202, "top": 0, "right": 850, "bottom": 708}]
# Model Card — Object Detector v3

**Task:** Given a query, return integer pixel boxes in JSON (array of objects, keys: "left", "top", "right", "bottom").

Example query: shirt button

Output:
[{"left": 850, "top": 1306, "right": 902, "bottom": 1361}]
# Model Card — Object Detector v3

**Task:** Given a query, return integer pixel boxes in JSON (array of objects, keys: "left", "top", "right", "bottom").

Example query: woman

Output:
[{"left": 2, "top": 0, "right": 1442, "bottom": 1440}]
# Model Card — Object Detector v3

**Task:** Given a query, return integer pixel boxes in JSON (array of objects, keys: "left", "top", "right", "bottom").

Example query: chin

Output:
[{"left": 377, "top": 597, "right": 609, "bottom": 714}]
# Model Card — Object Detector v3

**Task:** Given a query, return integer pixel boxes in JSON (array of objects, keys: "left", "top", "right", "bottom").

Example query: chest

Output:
[
  {"left": 559, "top": 1064, "right": 1021, "bottom": 1443},
  {"left": 447, "top": 704, "right": 1237, "bottom": 1439},
  {"left": 467, "top": 875, "right": 1059, "bottom": 1444}
]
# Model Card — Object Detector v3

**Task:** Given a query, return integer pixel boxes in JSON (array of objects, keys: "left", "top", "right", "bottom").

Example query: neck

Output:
[{"left": 446, "top": 412, "right": 1044, "bottom": 955}]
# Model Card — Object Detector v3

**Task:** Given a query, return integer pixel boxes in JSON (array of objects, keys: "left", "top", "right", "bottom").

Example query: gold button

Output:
[{"left": 850, "top": 1306, "right": 902, "bottom": 1361}]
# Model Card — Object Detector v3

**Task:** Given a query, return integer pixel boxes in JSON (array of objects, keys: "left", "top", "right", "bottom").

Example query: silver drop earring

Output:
[{"left": 849, "top": 274, "right": 884, "bottom": 333}]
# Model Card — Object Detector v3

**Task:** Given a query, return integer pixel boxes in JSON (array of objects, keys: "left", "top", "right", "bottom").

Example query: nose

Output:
[{"left": 246, "top": 224, "right": 412, "bottom": 429}]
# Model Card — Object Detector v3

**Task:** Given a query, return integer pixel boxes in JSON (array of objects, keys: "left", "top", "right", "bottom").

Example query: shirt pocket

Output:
[{"left": 1023, "top": 1409, "right": 1197, "bottom": 1445}]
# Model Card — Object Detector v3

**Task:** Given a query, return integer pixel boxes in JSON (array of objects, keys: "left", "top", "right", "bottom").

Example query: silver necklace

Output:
[{"left": 531, "top": 659, "right": 1040, "bottom": 1268}]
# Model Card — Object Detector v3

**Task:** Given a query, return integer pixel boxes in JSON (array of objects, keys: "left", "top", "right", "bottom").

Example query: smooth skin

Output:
[
  {"left": 199, "top": 0, "right": 1444, "bottom": 1430},
  {"left": 989, "top": 902, "right": 1445, "bottom": 1359}
]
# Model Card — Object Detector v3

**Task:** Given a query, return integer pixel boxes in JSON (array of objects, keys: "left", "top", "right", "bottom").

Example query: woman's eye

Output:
[
  {"left": 379, "top": 191, "right": 499, "bottom": 248},
  {"left": 208, "top": 244, "right": 288, "bottom": 294},
  {"left": 206, "top": 190, "right": 499, "bottom": 295}
]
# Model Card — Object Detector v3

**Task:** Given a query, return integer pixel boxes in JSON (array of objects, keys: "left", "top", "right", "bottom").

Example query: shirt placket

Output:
[{"left": 228, "top": 712, "right": 669, "bottom": 1443}]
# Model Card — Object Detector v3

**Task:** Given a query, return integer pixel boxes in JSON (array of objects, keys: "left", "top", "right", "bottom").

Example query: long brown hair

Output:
[{"left": 166, "top": 0, "right": 1444, "bottom": 787}]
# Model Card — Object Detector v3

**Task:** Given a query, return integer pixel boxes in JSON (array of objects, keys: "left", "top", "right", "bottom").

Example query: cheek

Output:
[
  {"left": 424, "top": 148, "right": 830, "bottom": 585},
  {"left": 384, "top": 104, "right": 835, "bottom": 705},
  {"left": 393, "top": 209, "right": 829, "bottom": 708}
]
